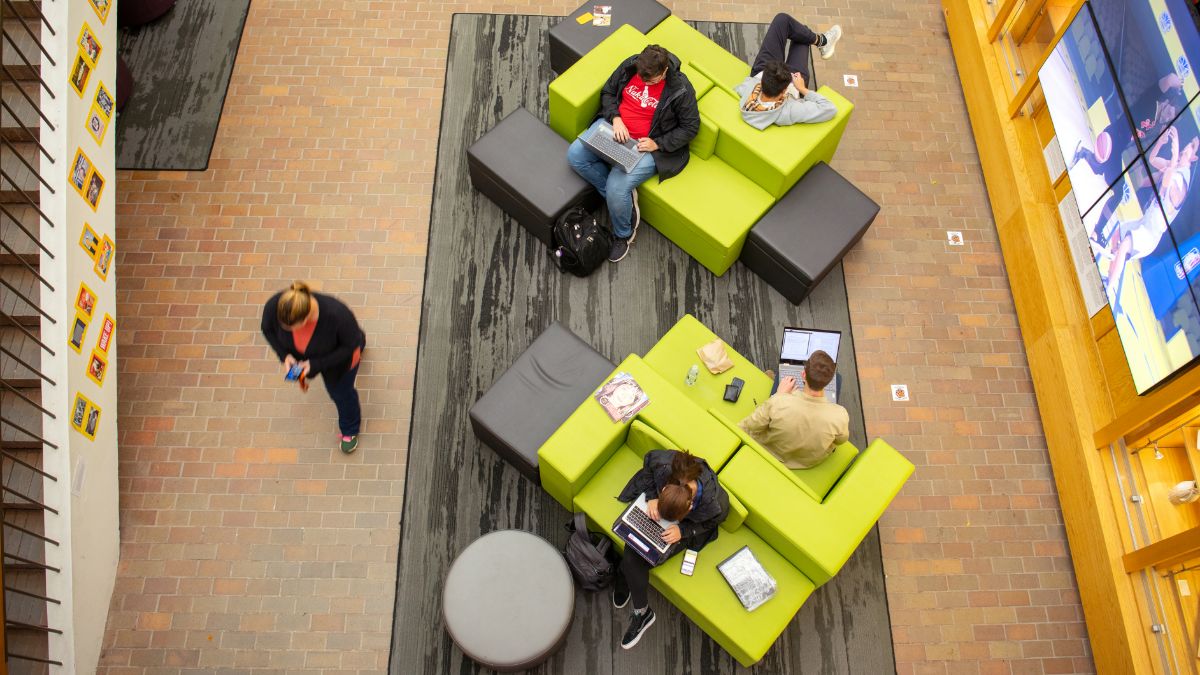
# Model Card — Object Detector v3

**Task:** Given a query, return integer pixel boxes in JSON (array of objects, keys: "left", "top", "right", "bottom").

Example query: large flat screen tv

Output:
[{"left": 1041, "top": 0, "right": 1200, "bottom": 393}]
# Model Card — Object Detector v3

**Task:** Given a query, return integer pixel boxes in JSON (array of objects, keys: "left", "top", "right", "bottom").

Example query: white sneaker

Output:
[
  {"left": 629, "top": 189, "right": 641, "bottom": 244},
  {"left": 820, "top": 25, "right": 842, "bottom": 60}
]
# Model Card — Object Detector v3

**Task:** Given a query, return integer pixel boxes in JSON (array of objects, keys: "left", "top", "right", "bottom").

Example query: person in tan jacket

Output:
[{"left": 738, "top": 350, "right": 849, "bottom": 469}]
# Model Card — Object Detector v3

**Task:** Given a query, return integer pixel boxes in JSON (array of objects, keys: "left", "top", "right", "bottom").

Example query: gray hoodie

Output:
[{"left": 734, "top": 74, "right": 837, "bottom": 129}]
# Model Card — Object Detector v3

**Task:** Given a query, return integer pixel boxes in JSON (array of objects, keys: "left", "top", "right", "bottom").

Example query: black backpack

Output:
[
  {"left": 550, "top": 206, "right": 611, "bottom": 277},
  {"left": 564, "top": 512, "right": 615, "bottom": 591}
]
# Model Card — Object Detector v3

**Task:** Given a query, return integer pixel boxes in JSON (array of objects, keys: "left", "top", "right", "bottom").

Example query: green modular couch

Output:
[
  {"left": 538, "top": 354, "right": 815, "bottom": 667},
  {"left": 547, "top": 16, "right": 855, "bottom": 276},
  {"left": 643, "top": 314, "right": 916, "bottom": 586},
  {"left": 537, "top": 319, "right": 913, "bottom": 665}
]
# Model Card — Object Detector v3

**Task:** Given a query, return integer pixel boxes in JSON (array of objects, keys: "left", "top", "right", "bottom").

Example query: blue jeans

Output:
[
  {"left": 566, "top": 118, "right": 657, "bottom": 239},
  {"left": 322, "top": 364, "right": 361, "bottom": 436}
]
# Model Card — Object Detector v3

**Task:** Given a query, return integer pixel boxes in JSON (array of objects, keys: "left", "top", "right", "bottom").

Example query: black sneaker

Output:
[
  {"left": 609, "top": 237, "right": 630, "bottom": 263},
  {"left": 613, "top": 578, "right": 629, "bottom": 609},
  {"left": 620, "top": 608, "right": 655, "bottom": 650}
]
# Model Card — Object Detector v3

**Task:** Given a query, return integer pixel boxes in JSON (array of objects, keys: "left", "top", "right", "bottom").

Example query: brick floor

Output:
[{"left": 98, "top": 1, "right": 1094, "bottom": 673}]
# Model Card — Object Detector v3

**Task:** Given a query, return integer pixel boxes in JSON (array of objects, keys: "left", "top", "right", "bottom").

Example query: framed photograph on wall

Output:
[
  {"left": 96, "top": 313, "right": 114, "bottom": 354},
  {"left": 69, "top": 148, "right": 91, "bottom": 196},
  {"left": 94, "top": 84, "right": 113, "bottom": 119},
  {"left": 86, "top": 105, "right": 108, "bottom": 145},
  {"left": 84, "top": 169, "right": 104, "bottom": 211},
  {"left": 68, "top": 53, "right": 91, "bottom": 96},
  {"left": 77, "top": 23, "right": 101, "bottom": 65},
  {"left": 68, "top": 311, "right": 89, "bottom": 354},
  {"left": 79, "top": 224, "right": 100, "bottom": 259},
  {"left": 88, "top": 0, "right": 111, "bottom": 24},
  {"left": 86, "top": 350, "right": 107, "bottom": 386},
  {"left": 94, "top": 235, "right": 114, "bottom": 281},
  {"left": 75, "top": 282, "right": 97, "bottom": 318}
]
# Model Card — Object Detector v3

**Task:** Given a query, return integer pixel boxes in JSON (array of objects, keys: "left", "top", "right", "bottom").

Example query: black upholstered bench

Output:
[
  {"left": 467, "top": 107, "right": 600, "bottom": 247},
  {"left": 549, "top": 0, "right": 672, "bottom": 75},
  {"left": 469, "top": 322, "right": 614, "bottom": 483},
  {"left": 740, "top": 162, "right": 879, "bottom": 304}
]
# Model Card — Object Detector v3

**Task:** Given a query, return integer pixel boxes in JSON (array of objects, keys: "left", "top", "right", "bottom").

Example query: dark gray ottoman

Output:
[
  {"left": 549, "top": 0, "right": 671, "bottom": 75},
  {"left": 740, "top": 162, "right": 879, "bottom": 304},
  {"left": 468, "top": 107, "right": 600, "bottom": 246},
  {"left": 470, "top": 322, "right": 614, "bottom": 483},
  {"left": 443, "top": 530, "right": 574, "bottom": 671}
]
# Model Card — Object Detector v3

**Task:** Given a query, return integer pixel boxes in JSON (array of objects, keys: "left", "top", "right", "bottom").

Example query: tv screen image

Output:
[
  {"left": 1086, "top": 156, "right": 1200, "bottom": 389},
  {"left": 1041, "top": 9, "right": 1143, "bottom": 218},
  {"left": 1042, "top": 0, "right": 1200, "bottom": 393},
  {"left": 1091, "top": 0, "right": 1200, "bottom": 151}
]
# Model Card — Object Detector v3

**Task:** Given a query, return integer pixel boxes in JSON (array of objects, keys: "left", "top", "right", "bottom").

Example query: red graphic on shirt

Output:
[
  {"left": 618, "top": 75, "right": 665, "bottom": 139},
  {"left": 624, "top": 83, "right": 660, "bottom": 109}
]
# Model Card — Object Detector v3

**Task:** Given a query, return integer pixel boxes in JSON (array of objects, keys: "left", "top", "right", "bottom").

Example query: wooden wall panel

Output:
[{"left": 943, "top": 1, "right": 1153, "bottom": 672}]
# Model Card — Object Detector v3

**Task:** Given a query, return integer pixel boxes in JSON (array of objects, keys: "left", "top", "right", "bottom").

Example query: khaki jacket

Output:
[{"left": 738, "top": 390, "right": 849, "bottom": 469}]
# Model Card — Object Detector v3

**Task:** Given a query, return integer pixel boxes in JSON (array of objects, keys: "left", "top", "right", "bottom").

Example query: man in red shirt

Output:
[{"left": 567, "top": 45, "right": 700, "bottom": 262}]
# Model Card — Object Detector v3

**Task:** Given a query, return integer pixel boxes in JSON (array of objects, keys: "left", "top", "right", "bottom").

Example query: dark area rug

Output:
[
  {"left": 115, "top": 0, "right": 251, "bottom": 170},
  {"left": 389, "top": 13, "right": 895, "bottom": 674}
]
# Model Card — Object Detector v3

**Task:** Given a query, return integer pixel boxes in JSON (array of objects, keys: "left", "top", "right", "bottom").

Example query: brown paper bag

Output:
[{"left": 697, "top": 339, "right": 734, "bottom": 374}]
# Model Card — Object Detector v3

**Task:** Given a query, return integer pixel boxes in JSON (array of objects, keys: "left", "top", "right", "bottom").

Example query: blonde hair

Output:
[{"left": 277, "top": 281, "right": 313, "bottom": 326}]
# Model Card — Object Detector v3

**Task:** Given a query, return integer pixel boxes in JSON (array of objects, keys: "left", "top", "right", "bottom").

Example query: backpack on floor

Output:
[
  {"left": 564, "top": 512, "right": 615, "bottom": 591},
  {"left": 550, "top": 206, "right": 611, "bottom": 277}
]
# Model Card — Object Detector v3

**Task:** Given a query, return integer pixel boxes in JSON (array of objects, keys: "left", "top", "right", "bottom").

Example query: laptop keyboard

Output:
[{"left": 625, "top": 506, "right": 666, "bottom": 548}]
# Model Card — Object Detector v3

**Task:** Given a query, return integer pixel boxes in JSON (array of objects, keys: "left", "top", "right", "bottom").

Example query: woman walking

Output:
[{"left": 261, "top": 282, "right": 366, "bottom": 453}]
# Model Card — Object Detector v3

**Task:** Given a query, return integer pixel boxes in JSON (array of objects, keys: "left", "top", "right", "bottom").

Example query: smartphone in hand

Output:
[
  {"left": 285, "top": 364, "right": 304, "bottom": 381},
  {"left": 680, "top": 549, "right": 698, "bottom": 576}
]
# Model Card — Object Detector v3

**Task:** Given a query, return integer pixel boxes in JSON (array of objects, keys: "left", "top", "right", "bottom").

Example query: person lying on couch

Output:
[
  {"left": 734, "top": 13, "right": 840, "bottom": 129},
  {"left": 567, "top": 45, "right": 700, "bottom": 263},
  {"left": 739, "top": 349, "right": 849, "bottom": 469},
  {"left": 613, "top": 448, "right": 729, "bottom": 649}
]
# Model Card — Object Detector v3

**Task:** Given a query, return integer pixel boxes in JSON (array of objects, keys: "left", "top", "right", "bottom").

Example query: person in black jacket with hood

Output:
[
  {"left": 612, "top": 448, "right": 729, "bottom": 649},
  {"left": 567, "top": 45, "right": 700, "bottom": 263}
]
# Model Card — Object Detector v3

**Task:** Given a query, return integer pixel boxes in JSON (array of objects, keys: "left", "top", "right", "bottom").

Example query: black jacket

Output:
[
  {"left": 260, "top": 292, "right": 366, "bottom": 386},
  {"left": 598, "top": 52, "right": 700, "bottom": 182},
  {"left": 618, "top": 449, "right": 729, "bottom": 552}
]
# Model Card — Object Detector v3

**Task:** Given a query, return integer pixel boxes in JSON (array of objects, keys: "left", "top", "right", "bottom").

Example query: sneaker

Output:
[
  {"left": 819, "top": 25, "right": 842, "bottom": 60},
  {"left": 629, "top": 190, "right": 641, "bottom": 244},
  {"left": 609, "top": 237, "right": 630, "bottom": 263},
  {"left": 613, "top": 579, "right": 630, "bottom": 609},
  {"left": 620, "top": 608, "right": 655, "bottom": 650},
  {"left": 340, "top": 435, "right": 359, "bottom": 454}
]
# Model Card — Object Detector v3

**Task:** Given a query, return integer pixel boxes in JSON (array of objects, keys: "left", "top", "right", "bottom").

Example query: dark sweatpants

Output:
[{"left": 750, "top": 13, "right": 820, "bottom": 81}]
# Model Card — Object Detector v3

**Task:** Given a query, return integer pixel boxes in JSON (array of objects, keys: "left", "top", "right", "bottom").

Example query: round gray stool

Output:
[{"left": 443, "top": 530, "right": 574, "bottom": 671}]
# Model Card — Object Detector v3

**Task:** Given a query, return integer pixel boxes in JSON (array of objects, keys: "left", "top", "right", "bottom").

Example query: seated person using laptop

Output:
[
  {"left": 612, "top": 449, "right": 729, "bottom": 650},
  {"left": 566, "top": 45, "right": 700, "bottom": 263},
  {"left": 739, "top": 350, "right": 849, "bottom": 469},
  {"left": 734, "top": 13, "right": 840, "bottom": 129}
]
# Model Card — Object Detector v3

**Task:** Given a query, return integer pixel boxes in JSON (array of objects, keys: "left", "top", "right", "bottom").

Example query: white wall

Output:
[{"left": 46, "top": 0, "right": 121, "bottom": 671}]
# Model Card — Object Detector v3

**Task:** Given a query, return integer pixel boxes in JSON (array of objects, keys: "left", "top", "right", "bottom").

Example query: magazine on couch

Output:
[{"left": 594, "top": 372, "right": 650, "bottom": 422}]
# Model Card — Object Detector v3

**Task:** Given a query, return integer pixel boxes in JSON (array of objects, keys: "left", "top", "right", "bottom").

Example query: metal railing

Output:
[{"left": 0, "top": 0, "right": 64, "bottom": 670}]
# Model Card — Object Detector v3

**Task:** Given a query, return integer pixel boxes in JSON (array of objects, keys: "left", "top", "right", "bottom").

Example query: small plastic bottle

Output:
[{"left": 685, "top": 364, "right": 699, "bottom": 386}]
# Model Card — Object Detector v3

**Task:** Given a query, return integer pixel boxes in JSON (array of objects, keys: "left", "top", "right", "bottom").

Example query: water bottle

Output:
[{"left": 685, "top": 364, "right": 699, "bottom": 386}]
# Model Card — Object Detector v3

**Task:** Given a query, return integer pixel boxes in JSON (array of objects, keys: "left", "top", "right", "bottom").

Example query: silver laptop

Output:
[
  {"left": 777, "top": 327, "right": 842, "bottom": 403},
  {"left": 612, "top": 493, "right": 674, "bottom": 564},
  {"left": 580, "top": 120, "right": 643, "bottom": 173}
]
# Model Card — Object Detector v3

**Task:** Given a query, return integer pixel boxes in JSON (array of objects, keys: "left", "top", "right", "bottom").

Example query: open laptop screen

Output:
[{"left": 780, "top": 328, "right": 841, "bottom": 364}]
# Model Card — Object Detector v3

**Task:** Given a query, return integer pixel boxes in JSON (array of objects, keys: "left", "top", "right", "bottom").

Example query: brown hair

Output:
[
  {"left": 658, "top": 483, "right": 693, "bottom": 522},
  {"left": 276, "top": 281, "right": 313, "bottom": 327},
  {"left": 636, "top": 45, "right": 670, "bottom": 80},
  {"left": 760, "top": 60, "right": 792, "bottom": 98},
  {"left": 804, "top": 350, "right": 836, "bottom": 391},
  {"left": 670, "top": 449, "right": 702, "bottom": 484}
]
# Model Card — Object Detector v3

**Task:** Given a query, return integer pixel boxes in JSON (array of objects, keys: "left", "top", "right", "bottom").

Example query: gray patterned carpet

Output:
[
  {"left": 116, "top": 0, "right": 251, "bottom": 170},
  {"left": 389, "top": 13, "right": 895, "bottom": 674}
]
